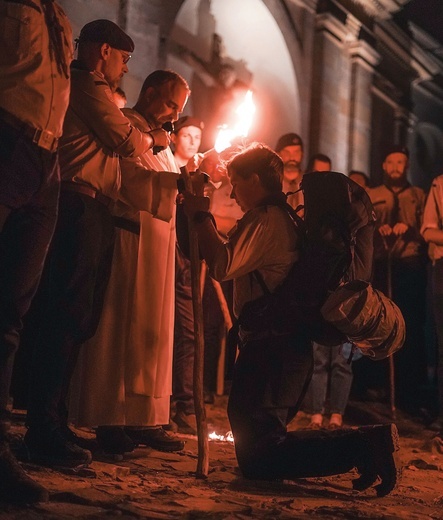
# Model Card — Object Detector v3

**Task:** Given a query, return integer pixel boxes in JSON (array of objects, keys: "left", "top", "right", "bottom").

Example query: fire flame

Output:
[
  {"left": 208, "top": 430, "right": 234, "bottom": 443},
  {"left": 214, "top": 90, "right": 256, "bottom": 153}
]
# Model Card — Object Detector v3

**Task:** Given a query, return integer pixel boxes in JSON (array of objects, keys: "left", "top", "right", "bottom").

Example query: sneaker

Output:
[
  {"left": 307, "top": 413, "right": 323, "bottom": 430},
  {"left": 95, "top": 426, "right": 135, "bottom": 455},
  {"left": 24, "top": 427, "right": 92, "bottom": 469},
  {"left": 0, "top": 441, "right": 49, "bottom": 504},
  {"left": 171, "top": 411, "right": 197, "bottom": 435},
  {"left": 125, "top": 427, "right": 185, "bottom": 452},
  {"left": 353, "top": 423, "right": 401, "bottom": 497},
  {"left": 327, "top": 413, "right": 343, "bottom": 430}
]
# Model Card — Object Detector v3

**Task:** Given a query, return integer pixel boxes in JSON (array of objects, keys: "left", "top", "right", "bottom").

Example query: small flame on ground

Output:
[
  {"left": 214, "top": 90, "right": 256, "bottom": 153},
  {"left": 208, "top": 430, "right": 234, "bottom": 443}
]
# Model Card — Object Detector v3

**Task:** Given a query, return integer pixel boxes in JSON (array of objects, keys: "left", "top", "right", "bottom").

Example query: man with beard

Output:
[
  {"left": 274, "top": 133, "right": 304, "bottom": 212},
  {"left": 24, "top": 21, "right": 170, "bottom": 468},
  {"left": 368, "top": 146, "right": 427, "bottom": 414}
]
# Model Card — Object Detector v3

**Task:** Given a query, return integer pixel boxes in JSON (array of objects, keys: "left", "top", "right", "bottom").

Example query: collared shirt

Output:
[
  {"left": 59, "top": 63, "right": 153, "bottom": 200},
  {"left": 0, "top": 0, "right": 73, "bottom": 138},
  {"left": 283, "top": 178, "right": 304, "bottom": 215},
  {"left": 421, "top": 175, "right": 443, "bottom": 262},
  {"left": 209, "top": 205, "right": 299, "bottom": 317},
  {"left": 368, "top": 183, "right": 426, "bottom": 260}
]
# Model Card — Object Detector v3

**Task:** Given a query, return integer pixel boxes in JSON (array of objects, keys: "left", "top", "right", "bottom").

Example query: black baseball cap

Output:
[
  {"left": 173, "top": 116, "right": 204, "bottom": 134},
  {"left": 78, "top": 19, "right": 135, "bottom": 52},
  {"left": 275, "top": 133, "right": 303, "bottom": 152},
  {"left": 383, "top": 145, "right": 409, "bottom": 161}
]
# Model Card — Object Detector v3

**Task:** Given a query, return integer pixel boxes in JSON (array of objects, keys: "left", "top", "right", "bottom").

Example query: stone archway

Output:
[{"left": 166, "top": 0, "right": 302, "bottom": 151}]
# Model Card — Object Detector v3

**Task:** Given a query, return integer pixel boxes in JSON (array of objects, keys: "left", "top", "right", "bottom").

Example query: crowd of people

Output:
[{"left": 0, "top": 3, "right": 440, "bottom": 505}]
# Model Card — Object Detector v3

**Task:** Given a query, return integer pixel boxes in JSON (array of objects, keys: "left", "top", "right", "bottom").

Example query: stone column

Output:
[
  {"left": 309, "top": 12, "right": 352, "bottom": 173},
  {"left": 347, "top": 40, "right": 380, "bottom": 174}
]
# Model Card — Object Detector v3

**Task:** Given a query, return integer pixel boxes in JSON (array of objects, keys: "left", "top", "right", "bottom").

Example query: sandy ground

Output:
[{"left": 2, "top": 397, "right": 443, "bottom": 520}]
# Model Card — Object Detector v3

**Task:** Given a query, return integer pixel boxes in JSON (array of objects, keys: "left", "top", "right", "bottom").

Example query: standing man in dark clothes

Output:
[
  {"left": 0, "top": 0, "right": 73, "bottom": 503},
  {"left": 182, "top": 142, "right": 400, "bottom": 497},
  {"left": 275, "top": 133, "right": 304, "bottom": 211},
  {"left": 24, "top": 19, "right": 169, "bottom": 469},
  {"left": 368, "top": 146, "right": 427, "bottom": 413},
  {"left": 171, "top": 116, "right": 204, "bottom": 434}
]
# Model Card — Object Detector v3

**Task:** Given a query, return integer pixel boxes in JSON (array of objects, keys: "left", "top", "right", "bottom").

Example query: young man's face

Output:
[
  {"left": 312, "top": 159, "right": 331, "bottom": 172},
  {"left": 349, "top": 173, "right": 368, "bottom": 188},
  {"left": 146, "top": 81, "right": 189, "bottom": 126},
  {"left": 172, "top": 125, "right": 202, "bottom": 162},
  {"left": 229, "top": 170, "right": 258, "bottom": 212},
  {"left": 279, "top": 145, "right": 303, "bottom": 182},
  {"left": 383, "top": 153, "right": 408, "bottom": 181}
]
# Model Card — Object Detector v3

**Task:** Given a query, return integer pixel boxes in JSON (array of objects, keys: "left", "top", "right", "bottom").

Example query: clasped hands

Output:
[
  {"left": 177, "top": 167, "right": 210, "bottom": 219},
  {"left": 378, "top": 222, "right": 409, "bottom": 237}
]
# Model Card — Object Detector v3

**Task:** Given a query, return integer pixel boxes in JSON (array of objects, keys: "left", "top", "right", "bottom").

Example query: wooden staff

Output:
[
  {"left": 383, "top": 236, "right": 401, "bottom": 421},
  {"left": 180, "top": 167, "right": 209, "bottom": 478},
  {"left": 210, "top": 278, "right": 233, "bottom": 395}
]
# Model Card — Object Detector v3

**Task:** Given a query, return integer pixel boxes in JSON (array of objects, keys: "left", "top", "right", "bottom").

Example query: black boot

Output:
[
  {"left": 95, "top": 426, "right": 136, "bottom": 456},
  {"left": 353, "top": 423, "right": 401, "bottom": 497},
  {"left": 24, "top": 426, "right": 92, "bottom": 469}
]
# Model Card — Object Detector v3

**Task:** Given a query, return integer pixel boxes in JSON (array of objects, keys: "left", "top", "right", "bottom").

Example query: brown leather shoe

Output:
[
  {"left": 125, "top": 427, "right": 185, "bottom": 452},
  {"left": 353, "top": 423, "right": 401, "bottom": 497}
]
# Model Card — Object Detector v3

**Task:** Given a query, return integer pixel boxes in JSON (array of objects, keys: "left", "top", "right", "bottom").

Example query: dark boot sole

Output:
[{"left": 353, "top": 423, "right": 401, "bottom": 497}]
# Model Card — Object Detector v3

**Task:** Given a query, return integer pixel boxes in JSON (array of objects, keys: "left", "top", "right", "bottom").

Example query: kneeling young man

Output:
[{"left": 182, "top": 142, "right": 400, "bottom": 497}]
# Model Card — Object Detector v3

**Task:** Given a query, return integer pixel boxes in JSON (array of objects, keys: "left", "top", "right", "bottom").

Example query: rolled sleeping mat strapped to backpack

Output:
[{"left": 320, "top": 279, "right": 405, "bottom": 361}]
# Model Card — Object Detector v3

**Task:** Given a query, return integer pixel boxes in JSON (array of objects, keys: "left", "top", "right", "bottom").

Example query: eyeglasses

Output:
[
  {"left": 120, "top": 51, "right": 131, "bottom": 64},
  {"left": 112, "top": 48, "right": 131, "bottom": 64}
]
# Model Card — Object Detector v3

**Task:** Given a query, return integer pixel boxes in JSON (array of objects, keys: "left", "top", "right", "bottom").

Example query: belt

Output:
[
  {"left": 113, "top": 216, "right": 140, "bottom": 235},
  {"left": 0, "top": 107, "right": 58, "bottom": 152},
  {"left": 61, "top": 182, "right": 114, "bottom": 209}
]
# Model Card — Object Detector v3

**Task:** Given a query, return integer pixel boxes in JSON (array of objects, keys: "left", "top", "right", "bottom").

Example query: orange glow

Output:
[
  {"left": 208, "top": 430, "right": 234, "bottom": 443},
  {"left": 214, "top": 90, "right": 255, "bottom": 153}
]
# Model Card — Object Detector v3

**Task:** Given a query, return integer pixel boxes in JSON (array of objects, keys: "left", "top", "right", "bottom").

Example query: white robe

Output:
[{"left": 70, "top": 109, "right": 179, "bottom": 427}]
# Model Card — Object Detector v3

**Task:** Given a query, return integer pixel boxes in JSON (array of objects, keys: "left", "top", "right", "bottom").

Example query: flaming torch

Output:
[
  {"left": 187, "top": 90, "right": 255, "bottom": 479},
  {"left": 214, "top": 90, "right": 256, "bottom": 153}
]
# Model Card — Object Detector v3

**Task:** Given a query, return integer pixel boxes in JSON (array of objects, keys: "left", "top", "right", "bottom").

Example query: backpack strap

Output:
[
  {"left": 252, "top": 269, "right": 271, "bottom": 296},
  {"left": 251, "top": 202, "right": 305, "bottom": 297}
]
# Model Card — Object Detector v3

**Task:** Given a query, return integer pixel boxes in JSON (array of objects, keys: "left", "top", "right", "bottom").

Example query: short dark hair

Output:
[
  {"left": 227, "top": 142, "right": 283, "bottom": 193},
  {"left": 306, "top": 153, "right": 332, "bottom": 173},
  {"left": 139, "top": 70, "right": 190, "bottom": 98},
  {"left": 349, "top": 170, "right": 370, "bottom": 187}
]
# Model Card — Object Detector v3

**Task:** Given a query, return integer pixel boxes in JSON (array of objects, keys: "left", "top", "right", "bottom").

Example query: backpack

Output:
[
  {"left": 237, "top": 171, "right": 377, "bottom": 346},
  {"left": 321, "top": 279, "right": 405, "bottom": 360}
]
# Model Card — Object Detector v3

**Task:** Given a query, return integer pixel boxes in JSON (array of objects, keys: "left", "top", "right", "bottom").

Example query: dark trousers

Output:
[
  {"left": 228, "top": 333, "right": 367, "bottom": 479},
  {"left": 26, "top": 191, "right": 115, "bottom": 430},
  {"left": 374, "top": 256, "right": 427, "bottom": 411},
  {"left": 172, "top": 244, "right": 195, "bottom": 415},
  {"left": 431, "top": 259, "right": 443, "bottom": 418},
  {"left": 0, "top": 121, "right": 59, "bottom": 425}
]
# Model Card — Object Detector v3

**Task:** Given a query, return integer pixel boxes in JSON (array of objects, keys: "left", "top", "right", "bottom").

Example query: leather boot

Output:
[
  {"left": 353, "top": 423, "right": 401, "bottom": 497},
  {"left": 0, "top": 415, "right": 48, "bottom": 504}
]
